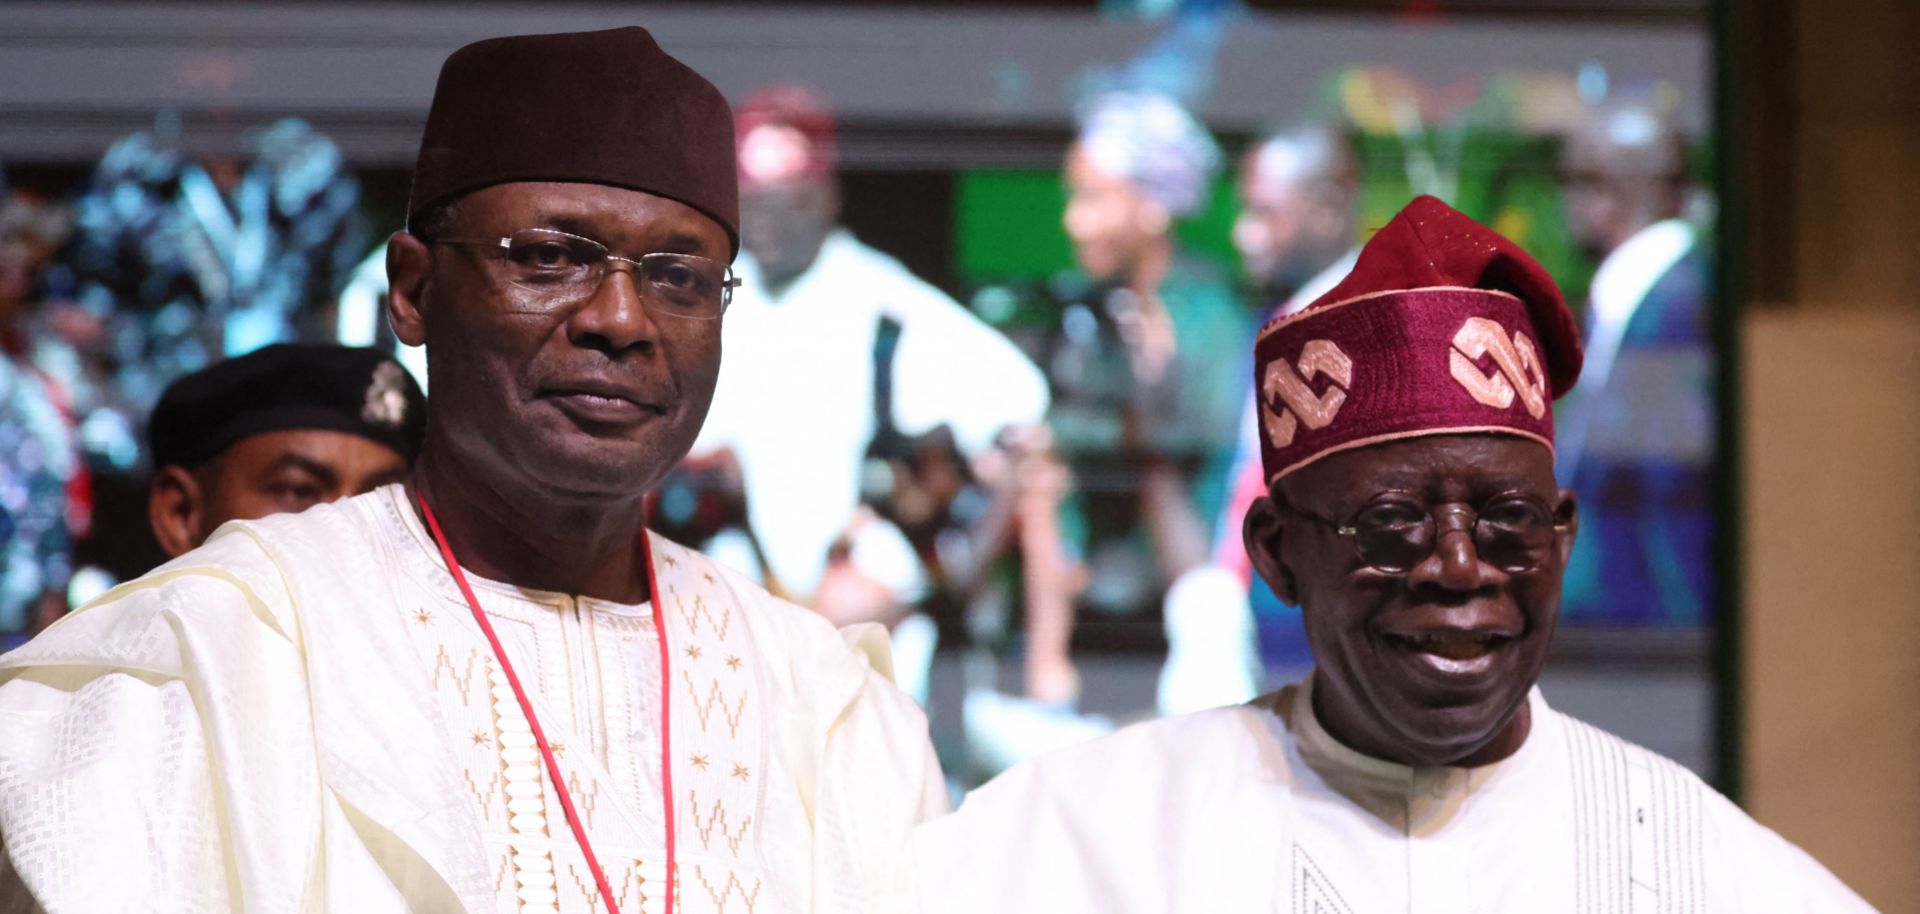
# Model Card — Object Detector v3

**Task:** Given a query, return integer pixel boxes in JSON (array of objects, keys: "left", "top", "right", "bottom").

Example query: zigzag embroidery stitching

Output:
[
  {"left": 679, "top": 590, "right": 734, "bottom": 641},
  {"left": 564, "top": 863, "right": 601, "bottom": 908},
  {"left": 694, "top": 864, "right": 763, "bottom": 913},
  {"left": 563, "top": 860, "right": 665, "bottom": 909},
  {"left": 682, "top": 669, "right": 750, "bottom": 737},
  {"left": 1292, "top": 844, "right": 1357, "bottom": 914},
  {"left": 492, "top": 848, "right": 512, "bottom": 894},
  {"left": 430, "top": 644, "right": 482, "bottom": 703},
  {"left": 616, "top": 861, "right": 652, "bottom": 910},
  {"left": 564, "top": 770, "right": 601, "bottom": 831},
  {"left": 462, "top": 768, "right": 501, "bottom": 821},
  {"left": 688, "top": 789, "right": 754, "bottom": 855}
]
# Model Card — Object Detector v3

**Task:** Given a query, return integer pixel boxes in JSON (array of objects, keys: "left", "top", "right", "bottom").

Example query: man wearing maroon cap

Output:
[
  {"left": 905, "top": 196, "right": 1869, "bottom": 912},
  {"left": 0, "top": 28, "right": 944, "bottom": 914}
]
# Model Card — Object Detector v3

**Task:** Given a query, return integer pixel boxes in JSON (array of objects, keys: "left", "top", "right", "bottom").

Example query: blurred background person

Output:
[
  {"left": 966, "top": 89, "right": 1246, "bottom": 769},
  {"left": 145, "top": 342, "right": 426, "bottom": 558},
  {"left": 1554, "top": 90, "right": 1713, "bottom": 627},
  {"left": 681, "top": 86, "right": 1050, "bottom": 702},
  {"left": 59, "top": 118, "right": 368, "bottom": 475},
  {"left": 1233, "top": 124, "right": 1362, "bottom": 317},
  {"left": 1038, "top": 90, "right": 1245, "bottom": 697},
  {"left": 1156, "top": 122, "right": 1365, "bottom": 716},
  {"left": 0, "top": 188, "right": 83, "bottom": 650},
  {"left": 16, "top": 117, "right": 374, "bottom": 598}
]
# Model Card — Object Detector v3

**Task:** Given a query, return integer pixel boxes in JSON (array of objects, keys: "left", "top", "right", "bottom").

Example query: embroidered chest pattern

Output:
[
  {"left": 398, "top": 539, "right": 775, "bottom": 914},
  {"left": 659, "top": 545, "right": 769, "bottom": 913}
]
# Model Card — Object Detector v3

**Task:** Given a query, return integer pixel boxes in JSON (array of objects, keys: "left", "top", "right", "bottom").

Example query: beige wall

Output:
[
  {"left": 1738, "top": 0, "right": 1920, "bottom": 908},
  {"left": 1743, "top": 313, "right": 1920, "bottom": 909}
]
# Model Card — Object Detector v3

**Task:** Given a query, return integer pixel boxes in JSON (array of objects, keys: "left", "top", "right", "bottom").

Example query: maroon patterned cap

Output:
[{"left": 1255, "top": 195, "right": 1584, "bottom": 482}]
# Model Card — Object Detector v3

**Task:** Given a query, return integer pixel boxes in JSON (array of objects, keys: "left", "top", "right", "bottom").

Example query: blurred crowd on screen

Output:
[{"left": 0, "top": 26, "right": 1713, "bottom": 783}]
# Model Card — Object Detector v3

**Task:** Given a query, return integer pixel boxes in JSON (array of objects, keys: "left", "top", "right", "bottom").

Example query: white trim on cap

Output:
[{"left": 1265, "top": 424, "right": 1556, "bottom": 483}]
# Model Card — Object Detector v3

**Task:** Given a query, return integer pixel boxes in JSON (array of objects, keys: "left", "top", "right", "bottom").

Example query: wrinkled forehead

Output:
[{"left": 1277, "top": 432, "right": 1559, "bottom": 507}]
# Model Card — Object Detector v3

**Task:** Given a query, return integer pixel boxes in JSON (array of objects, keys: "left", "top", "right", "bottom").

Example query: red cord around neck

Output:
[{"left": 417, "top": 491, "right": 676, "bottom": 914}]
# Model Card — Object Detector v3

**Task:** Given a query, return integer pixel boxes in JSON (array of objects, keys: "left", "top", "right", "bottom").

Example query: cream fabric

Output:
[
  {"left": 908, "top": 677, "right": 1874, "bottom": 913},
  {"left": 0, "top": 484, "right": 947, "bottom": 914}
]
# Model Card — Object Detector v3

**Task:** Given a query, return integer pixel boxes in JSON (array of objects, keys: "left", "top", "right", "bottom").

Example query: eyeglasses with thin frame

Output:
[
  {"left": 432, "top": 227, "right": 740, "bottom": 319},
  {"left": 1283, "top": 494, "right": 1570, "bottom": 575}
]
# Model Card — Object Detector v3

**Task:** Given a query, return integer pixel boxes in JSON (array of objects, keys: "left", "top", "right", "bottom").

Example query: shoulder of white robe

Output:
[
  {"left": 1694, "top": 770, "right": 1881, "bottom": 910},
  {"left": 837, "top": 622, "right": 896, "bottom": 683},
  {"left": 0, "top": 521, "right": 298, "bottom": 678}
]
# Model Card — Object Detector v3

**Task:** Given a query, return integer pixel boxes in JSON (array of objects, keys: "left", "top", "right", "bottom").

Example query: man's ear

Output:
[
  {"left": 149, "top": 465, "right": 206, "bottom": 559},
  {"left": 1244, "top": 494, "right": 1299, "bottom": 605},
  {"left": 1554, "top": 486, "right": 1579, "bottom": 566},
  {"left": 386, "top": 230, "right": 433, "bottom": 348}
]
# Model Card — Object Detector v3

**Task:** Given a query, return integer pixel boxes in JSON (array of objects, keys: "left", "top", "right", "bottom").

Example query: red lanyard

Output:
[{"left": 417, "top": 492, "right": 676, "bottom": 914}]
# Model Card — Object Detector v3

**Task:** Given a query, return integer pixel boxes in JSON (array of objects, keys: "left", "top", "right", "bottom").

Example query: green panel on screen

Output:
[{"left": 953, "top": 169, "right": 1242, "bottom": 285}]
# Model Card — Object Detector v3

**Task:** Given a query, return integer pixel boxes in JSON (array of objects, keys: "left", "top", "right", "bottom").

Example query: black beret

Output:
[
  {"left": 407, "top": 26, "right": 739, "bottom": 254},
  {"left": 149, "top": 344, "right": 428, "bottom": 470}
]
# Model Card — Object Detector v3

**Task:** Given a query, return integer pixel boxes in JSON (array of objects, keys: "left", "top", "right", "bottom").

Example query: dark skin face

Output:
[
  {"left": 740, "top": 178, "right": 838, "bottom": 292},
  {"left": 1244, "top": 434, "right": 1578, "bottom": 768},
  {"left": 149, "top": 429, "right": 410, "bottom": 557},
  {"left": 1232, "top": 150, "right": 1354, "bottom": 296},
  {"left": 386, "top": 181, "right": 730, "bottom": 603},
  {"left": 1560, "top": 123, "right": 1686, "bottom": 261}
]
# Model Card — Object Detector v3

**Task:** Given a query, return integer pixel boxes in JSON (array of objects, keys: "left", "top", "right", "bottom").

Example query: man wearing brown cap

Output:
[
  {"left": 0, "top": 28, "right": 944, "bottom": 914},
  {"left": 904, "top": 197, "right": 1869, "bottom": 912}
]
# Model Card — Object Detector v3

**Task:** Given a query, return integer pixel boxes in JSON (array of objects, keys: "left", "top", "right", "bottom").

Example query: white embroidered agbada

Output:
[
  {"left": 907, "top": 678, "right": 1873, "bottom": 913},
  {"left": 0, "top": 484, "right": 947, "bottom": 914}
]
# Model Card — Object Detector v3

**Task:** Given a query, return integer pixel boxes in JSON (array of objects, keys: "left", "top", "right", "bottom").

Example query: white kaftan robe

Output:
[
  {"left": 908, "top": 677, "right": 1873, "bottom": 913},
  {"left": 0, "top": 485, "right": 947, "bottom": 913}
]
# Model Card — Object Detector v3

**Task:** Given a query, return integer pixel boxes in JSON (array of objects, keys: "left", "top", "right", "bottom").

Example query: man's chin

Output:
[
  {"left": 524, "top": 441, "right": 676, "bottom": 502},
  {"left": 1381, "top": 697, "right": 1528, "bottom": 767}
]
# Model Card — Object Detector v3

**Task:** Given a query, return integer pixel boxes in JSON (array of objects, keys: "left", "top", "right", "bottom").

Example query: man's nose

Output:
[
  {"left": 1407, "top": 506, "right": 1503, "bottom": 592},
  {"left": 566, "top": 264, "right": 661, "bottom": 354}
]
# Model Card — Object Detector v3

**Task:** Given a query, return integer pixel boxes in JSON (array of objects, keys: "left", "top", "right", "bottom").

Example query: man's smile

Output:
[{"left": 1380, "top": 629, "right": 1515, "bottom": 679}]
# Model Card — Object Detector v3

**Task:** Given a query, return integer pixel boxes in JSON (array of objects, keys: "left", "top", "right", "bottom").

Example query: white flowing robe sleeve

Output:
[
  {"left": 0, "top": 531, "right": 324, "bottom": 914},
  {"left": 896, "top": 709, "right": 1282, "bottom": 914},
  {"left": 1702, "top": 791, "right": 1880, "bottom": 912},
  {"left": 724, "top": 567, "right": 950, "bottom": 914},
  {"left": 816, "top": 622, "right": 950, "bottom": 912}
]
